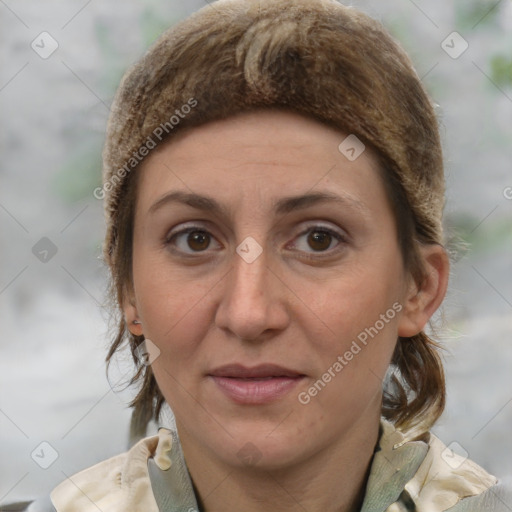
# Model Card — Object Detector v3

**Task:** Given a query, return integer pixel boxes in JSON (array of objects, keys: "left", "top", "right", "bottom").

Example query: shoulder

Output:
[
  {"left": 406, "top": 431, "right": 497, "bottom": 505},
  {"left": 445, "top": 476, "right": 512, "bottom": 511},
  {"left": 47, "top": 430, "right": 172, "bottom": 512},
  {"left": 364, "top": 420, "right": 510, "bottom": 511},
  {"left": 395, "top": 424, "right": 509, "bottom": 511},
  {"left": 49, "top": 451, "right": 133, "bottom": 511}
]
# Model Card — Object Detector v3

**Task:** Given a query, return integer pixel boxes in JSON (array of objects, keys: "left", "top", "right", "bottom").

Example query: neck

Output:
[{"left": 177, "top": 404, "right": 381, "bottom": 512}]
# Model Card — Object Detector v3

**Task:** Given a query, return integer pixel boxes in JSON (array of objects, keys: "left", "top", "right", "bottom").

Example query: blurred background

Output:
[{"left": 1, "top": 0, "right": 511, "bottom": 504}]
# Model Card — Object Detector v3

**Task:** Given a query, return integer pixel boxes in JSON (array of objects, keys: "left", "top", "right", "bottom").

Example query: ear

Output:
[
  {"left": 397, "top": 244, "right": 450, "bottom": 337},
  {"left": 123, "top": 293, "right": 143, "bottom": 337}
]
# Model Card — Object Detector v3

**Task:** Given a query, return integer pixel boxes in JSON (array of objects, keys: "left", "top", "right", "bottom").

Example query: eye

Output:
[
  {"left": 165, "top": 225, "right": 221, "bottom": 254},
  {"left": 288, "top": 225, "right": 347, "bottom": 255},
  {"left": 165, "top": 223, "right": 347, "bottom": 258}
]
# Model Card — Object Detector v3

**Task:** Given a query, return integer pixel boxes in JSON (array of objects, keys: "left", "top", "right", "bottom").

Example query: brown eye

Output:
[
  {"left": 308, "top": 230, "right": 333, "bottom": 251},
  {"left": 166, "top": 226, "right": 221, "bottom": 255},
  {"left": 187, "top": 231, "right": 210, "bottom": 251},
  {"left": 289, "top": 225, "right": 346, "bottom": 257}
]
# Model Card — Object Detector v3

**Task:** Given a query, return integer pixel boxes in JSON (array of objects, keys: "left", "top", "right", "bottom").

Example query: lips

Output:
[
  {"left": 209, "top": 363, "right": 304, "bottom": 379},
  {"left": 208, "top": 364, "right": 305, "bottom": 404}
]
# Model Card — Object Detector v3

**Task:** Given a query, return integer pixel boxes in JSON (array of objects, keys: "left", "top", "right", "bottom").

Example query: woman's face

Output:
[{"left": 127, "top": 110, "right": 416, "bottom": 469}]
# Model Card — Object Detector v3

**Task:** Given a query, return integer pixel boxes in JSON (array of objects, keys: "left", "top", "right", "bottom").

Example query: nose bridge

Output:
[
  {"left": 215, "top": 236, "right": 286, "bottom": 341},
  {"left": 227, "top": 200, "right": 270, "bottom": 298},
  {"left": 230, "top": 238, "right": 270, "bottom": 310}
]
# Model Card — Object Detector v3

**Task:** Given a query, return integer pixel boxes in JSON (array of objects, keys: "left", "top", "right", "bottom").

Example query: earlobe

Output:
[
  {"left": 123, "top": 299, "right": 143, "bottom": 336},
  {"left": 397, "top": 244, "right": 450, "bottom": 338}
]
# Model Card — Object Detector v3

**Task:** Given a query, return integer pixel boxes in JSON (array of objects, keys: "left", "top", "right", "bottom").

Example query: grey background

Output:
[{"left": 1, "top": 0, "right": 511, "bottom": 504}]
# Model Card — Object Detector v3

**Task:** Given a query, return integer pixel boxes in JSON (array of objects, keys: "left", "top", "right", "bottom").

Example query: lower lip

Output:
[{"left": 210, "top": 376, "right": 304, "bottom": 404}]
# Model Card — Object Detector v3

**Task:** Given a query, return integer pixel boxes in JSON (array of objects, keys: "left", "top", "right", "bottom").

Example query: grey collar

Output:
[
  {"left": 148, "top": 428, "right": 200, "bottom": 512},
  {"left": 147, "top": 420, "right": 429, "bottom": 512}
]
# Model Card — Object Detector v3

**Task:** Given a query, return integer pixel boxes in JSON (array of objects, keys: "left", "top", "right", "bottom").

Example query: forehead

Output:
[
  {"left": 150, "top": 109, "right": 376, "bottom": 166},
  {"left": 135, "top": 109, "right": 386, "bottom": 216}
]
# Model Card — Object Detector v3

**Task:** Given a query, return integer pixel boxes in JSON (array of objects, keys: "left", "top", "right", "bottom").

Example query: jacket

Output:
[{"left": 20, "top": 419, "right": 512, "bottom": 511}]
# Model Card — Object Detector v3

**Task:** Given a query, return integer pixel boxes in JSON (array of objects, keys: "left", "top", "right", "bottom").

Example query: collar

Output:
[
  {"left": 360, "top": 420, "right": 429, "bottom": 511},
  {"left": 149, "top": 419, "right": 496, "bottom": 512},
  {"left": 147, "top": 419, "right": 428, "bottom": 512},
  {"left": 147, "top": 428, "right": 200, "bottom": 512}
]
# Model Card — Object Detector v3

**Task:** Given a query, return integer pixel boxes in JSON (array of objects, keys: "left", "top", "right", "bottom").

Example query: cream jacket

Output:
[{"left": 40, "top": 420, "right": 510, "bottom": 511}]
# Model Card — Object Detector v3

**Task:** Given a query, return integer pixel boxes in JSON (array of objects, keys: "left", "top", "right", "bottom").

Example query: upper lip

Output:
[{"left": 208, "top": 364, "right": 304, "bottom": 378}]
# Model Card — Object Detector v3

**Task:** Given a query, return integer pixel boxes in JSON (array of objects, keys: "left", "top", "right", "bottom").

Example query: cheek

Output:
[
  {"left": 306, "top": 263, "right": 402, "bottom": 342},
  {"left": 132, "top": 249, "right": 217, "bottom": 360},
  {"left": 298, "top": 258, "right": 403, "bottom": 394},
  {"left": 297, "top": 295, "right": 401, "bottom": 428}
]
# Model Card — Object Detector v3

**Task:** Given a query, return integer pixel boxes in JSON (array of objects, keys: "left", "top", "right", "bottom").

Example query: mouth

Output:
[{"left": 208, "top": 364, "right": 306, "bottom": 404}]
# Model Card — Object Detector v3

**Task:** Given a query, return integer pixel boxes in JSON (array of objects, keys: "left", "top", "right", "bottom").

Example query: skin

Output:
[{"left": 124, "top": 109, "right": 449, "bottom": 512}]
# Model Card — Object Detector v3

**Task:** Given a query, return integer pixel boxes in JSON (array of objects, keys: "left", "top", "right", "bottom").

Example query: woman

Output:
[{"left": 26, "top": 0, "right": 511, "bottom": 510}]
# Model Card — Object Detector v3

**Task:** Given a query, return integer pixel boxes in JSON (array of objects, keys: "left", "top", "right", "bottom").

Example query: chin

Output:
[{"left": 208, "top": 421, "right": 315, "bottom": 471}]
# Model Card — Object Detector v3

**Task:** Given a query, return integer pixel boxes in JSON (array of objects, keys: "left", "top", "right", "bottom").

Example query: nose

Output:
[{"left": 214, "top": 241, "right": 290, "bottom": 342}]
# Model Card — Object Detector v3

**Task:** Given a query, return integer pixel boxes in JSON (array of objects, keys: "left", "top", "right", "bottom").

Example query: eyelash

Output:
[{"left": 164, "top": 223, "right": 348, "bottom": 259}]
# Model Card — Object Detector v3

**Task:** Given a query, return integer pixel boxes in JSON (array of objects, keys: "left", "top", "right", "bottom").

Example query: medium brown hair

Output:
[{"left": 103, "top": 0, "right": 446, "bottom": 440}]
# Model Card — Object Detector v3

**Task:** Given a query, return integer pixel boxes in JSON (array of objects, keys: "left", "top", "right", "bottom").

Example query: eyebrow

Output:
[{"left": 148, "top": 190, "right": 369, "bottom": 218}]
